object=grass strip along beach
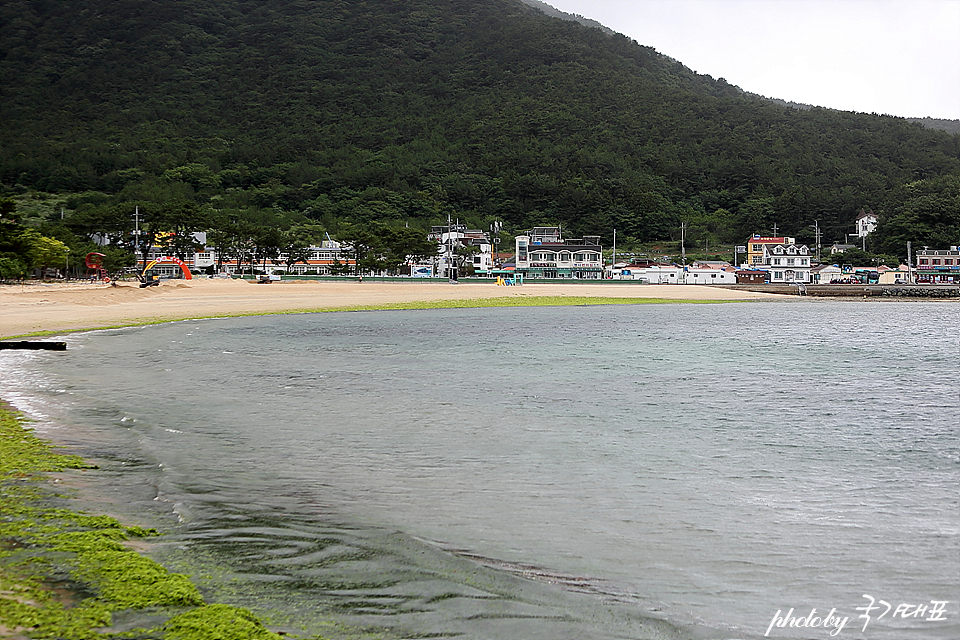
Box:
[0,279,782,637]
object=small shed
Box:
[736,270,769,284]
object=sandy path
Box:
[0,278,783,338]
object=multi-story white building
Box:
[744,235,796,267]
[515,227,603,279]
[427,225,493,277]
[761,243,812,283]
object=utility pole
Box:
[771,223,778,237]
[680,222,686,266]
[809,221,821,263]
[907,241,913,284]
[612,228,616,277]
[489,220,501,271]
[132,206,143,272]
[446,213,458,282]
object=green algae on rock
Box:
[0,405,297,639]
[164,604,285,640]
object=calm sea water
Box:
[2,300,957,640]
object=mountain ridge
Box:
[2,0,957,253]
[520,0,959,129]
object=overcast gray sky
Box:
[542,0,960,120]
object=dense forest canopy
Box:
[1,0,958,261]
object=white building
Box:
[810,264,843,284]
[611,265,736,284]
[514,227,604,279]
[761,243,812,283]
[427,225,492,277]
[139,237,357,277]
[855,210,877,238]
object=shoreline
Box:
[0,278,786,339]
[0,403,287,639]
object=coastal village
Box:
[130,215,959,287]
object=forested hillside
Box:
[2,0,958,255]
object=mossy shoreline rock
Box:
[0,404,288,639]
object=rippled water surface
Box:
[2,301,957,639]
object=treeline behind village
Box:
[2,0,959,276]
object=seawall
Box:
[716,284,960,298]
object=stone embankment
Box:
[717,284,960,298]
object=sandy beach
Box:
[0,278,784,338]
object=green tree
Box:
[1,199,75,279]
[337,223,379,276]
[826,247,900,269]
[21,230,70,280]
[277,224,325,273]
[98,245,138,276]
[249,226,283,274]
[0,256,27,281]
[154,202,212,262]
[872,174,960,258]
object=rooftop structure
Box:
[745,235,796,267]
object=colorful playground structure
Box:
[137,257,193,287]
[84,253,110,282]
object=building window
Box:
[932,259,941,265]
[920,259,928,265]
[774,271,783,279]
[787,258,795,265]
